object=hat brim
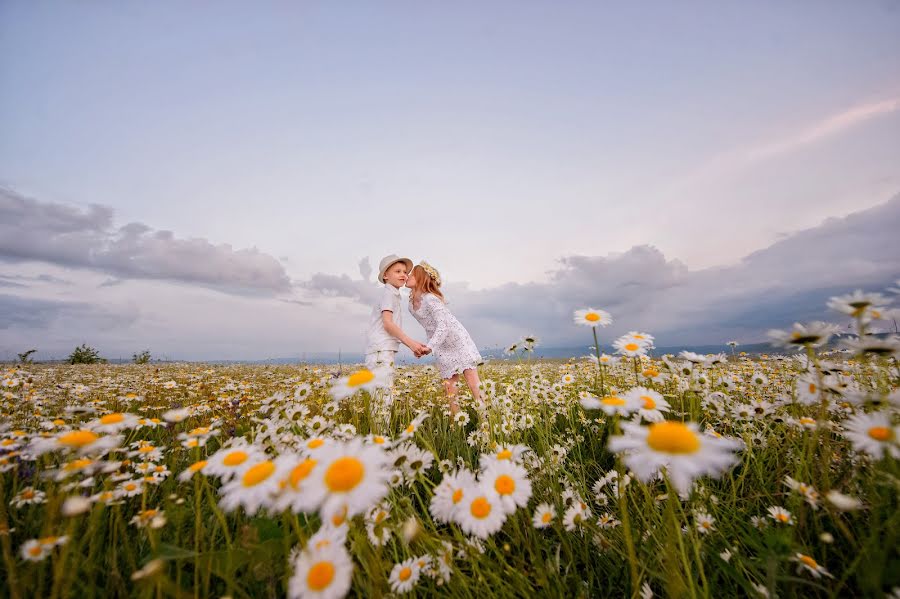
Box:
[379,257,413,282]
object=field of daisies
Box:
[1,289,899,598]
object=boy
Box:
[365,255,429,378]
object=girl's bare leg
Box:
[462,368,482,402]
[443,374,460,414]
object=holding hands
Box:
[410,342,432,358]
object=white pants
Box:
[365,350,396,401]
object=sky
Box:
[1,2,899,360]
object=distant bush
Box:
[17,349,37,364]
[68,344,106,364]
[132,350,152,364]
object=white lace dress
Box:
[409,293,482,379]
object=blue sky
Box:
[1,2,899,359]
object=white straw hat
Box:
[377,254,413,282]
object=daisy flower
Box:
[574,308,612,327]
[430,468,477,524]
[329,367,390,402]
[790,553,833,579]
[452,484,507,539]
[218,457,286,515]
[288,538,353,599]
[767,322,840,348]
[532,503,556,529]
[827,290,890,320]
[305,438,390,520]
[614,336,648,357]
[595,393,638,417]
[479,460,532,513]
[562,502,591,532]
[11,487,46,508]
[624,387,670,422]
[88,412,140,434]
[694,511,715,534]
[30,430,123,457]
[205,441,266,481]
[389,557,421,594]
[20,536,67,561]
[608,421,741,497]
[825,490,863,511]
[842,412,899,459]
[177,459,209,483]
[767,506,794,525]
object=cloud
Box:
[301,192,900,347]
[0,187,291,294]
[0,293,139,331]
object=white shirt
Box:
[365,284,402,353]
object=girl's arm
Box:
[424,296,450,350]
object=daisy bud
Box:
[61,496,91,517]
[402,516,421,543]
[819,532,834,544]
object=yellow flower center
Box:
[452,488,464,504]
[494,475,515,495]
[242,461,275,487]
[189,427,209,436]
[405,424,415,434]
[373,436,385,444]
[22,490,35,499]
[641,396,656,409]
[52,419,65,426]
[347,369,375,387]
[307,561,335,591]
[497,449,512,460]
[64,458,92,471]
[808,383,817,393]
[138,445,155,453]
[625,343,639,352]
[289,459,317,489]
[541,512,552,523]
[643,369,658,377]
[28,545,43,557]
[799,417,815,425]
[601,396,625,406]
[189,460,207,472]
[646,422,700,454]
[399,567,412,581]
[776,513,790,522]
[307,438,324,449]
[223,451,248,466]
[470,497,491,519]
[868,426,892,441]
[100,413,124,424]
[324,456,365,492]
[585,312,600,322]
[799,555,818,569]
[58,430,98,447]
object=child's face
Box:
[383,262,408,288]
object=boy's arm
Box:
[381,311,425,353]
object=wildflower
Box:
[827,290,890,321]
[532,503,555,529]
[694,511,715,534]
[288,538,353,599]
[218,457,285,515]
[842,336,900,358]
[791,553,833,579]
[479,460,532,513]
[783,476,820,509]
[20,536,67,561]
[609,421,741,496]
[614,336,648,357]
[177,459,209,482]
[131,508,166,529]
[30,430,122,457]
[595,393,638,417]
[843,412,899,459]
[453,484,507,539]
[624,387,670,422]
[562,502,591,531]
[768,322,840,348]
[205,441,265,481]
[306,438,390,520]
[389,557,421,594]
[767,506,794,525]
[61,496,92,516]
[825,490,863,511]
[430,468,477,524]
[329,367,390,401]
[131,559,164,581]
[11,487,46,508]
[574,308,612,327]
[89,412,141,434]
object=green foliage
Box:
[132,350,152,364]
[67,343,106,364]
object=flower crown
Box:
[418,260,441,285]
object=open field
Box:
[1,325,898,598]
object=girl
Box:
[406,260,482,413]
